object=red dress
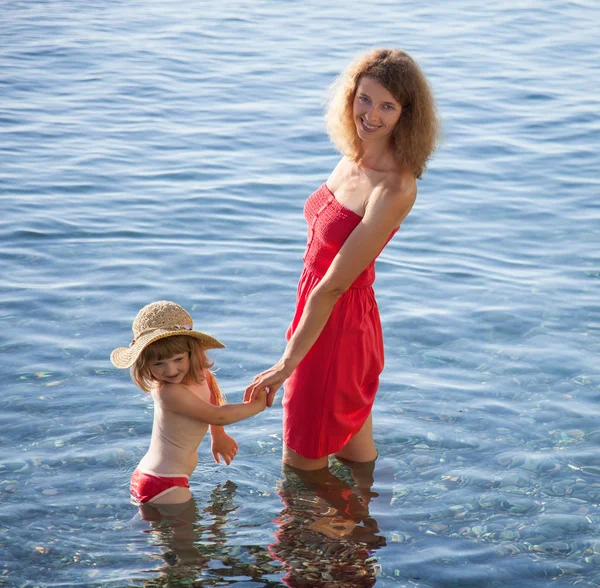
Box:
[283,183,398,459]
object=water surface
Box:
[1,1,599,586]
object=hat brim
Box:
[110,329,225,369]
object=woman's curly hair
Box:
[325,48,440,179]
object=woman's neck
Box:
[357,141,396,172]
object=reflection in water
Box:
[131,462,388,586]
[131,480,279,586]
[269,458,387,587]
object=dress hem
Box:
[282,405,373,461]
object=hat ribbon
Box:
[129,324,192,347]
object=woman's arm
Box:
[245,178,416,405]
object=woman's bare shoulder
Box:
[372,168,417,209]
[384,167,416,195]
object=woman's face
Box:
[353,76,402,144]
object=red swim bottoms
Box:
[130,468,190,504]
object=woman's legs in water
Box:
[335,413,377,463]
[282,412,376,470]
[282,445,328,470]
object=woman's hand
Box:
[244,360,292,407]
[210,431,239,465]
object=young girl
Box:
[111,300,266,505]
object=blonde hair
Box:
[130,335,226,404]
[325,48,440,179]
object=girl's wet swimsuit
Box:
[130,468,190,504]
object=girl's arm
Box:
[207,370,239,465]
[158,383,266,426]
[245,176,416,405]
[207,370,227,436]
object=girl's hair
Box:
[325,48,440,179]
[130,335,226,405]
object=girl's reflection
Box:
[133,480,278,586]
[269,457,386,587]
[138,497,205,571]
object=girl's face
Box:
[353,76,402,144]
[149,352,190,385]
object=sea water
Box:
[1,1,599,586]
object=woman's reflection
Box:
[269,457,386,587]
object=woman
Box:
[245,48,439,470]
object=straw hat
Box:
[110,300,225,369]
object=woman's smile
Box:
[353,76,402,142]
[359,117,382,132]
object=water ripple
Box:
[2,0,600,586]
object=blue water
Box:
[2,1,599,586]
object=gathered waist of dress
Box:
[302,260,375,289]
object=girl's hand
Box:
[244,360,292,407]
[253,387,268,411]
[211,431,238,465]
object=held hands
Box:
[252,387,268,411]
[244,359,292,408]
[211,431,239,466]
